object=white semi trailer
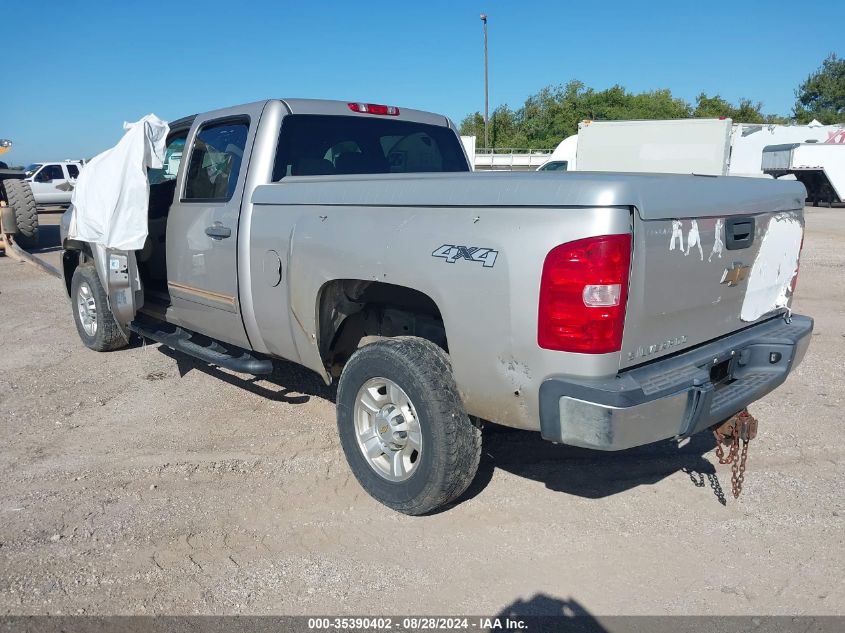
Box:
[763,142,844,206]
[730,121,844,178]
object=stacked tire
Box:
[1,178,38,249]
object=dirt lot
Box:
[0,209,842,617]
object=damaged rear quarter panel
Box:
[251,200,630,431]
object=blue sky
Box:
[1,0,841,165]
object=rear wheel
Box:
[336,337,481,515]
[1,179,38,248]
[70,265,128,351]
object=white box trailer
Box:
[762,142,845,206]
[545,119,845,182]
[575,118,733,175]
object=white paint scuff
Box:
[685,220,703,261]
[669,220,684,251]
[740,215,803,322]
[709,219,724,262]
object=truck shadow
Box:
[459,423,726,507]
[154,346,725,506]
[31,221,62,253]
[494,594,609,631]
[156,346,335,405]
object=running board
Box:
[129,320,273,375]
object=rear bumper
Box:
[538,314,813,450]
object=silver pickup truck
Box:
[60,98,813,514]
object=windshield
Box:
[24,163,42,177]
[273,115,469,180]
[539,161,568,172]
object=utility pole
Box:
[480,13,489,149]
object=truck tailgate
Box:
[621,208,804,370]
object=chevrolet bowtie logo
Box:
[720,262,750,287]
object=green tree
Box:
[459,106,526,148]
[691,93,781,123]
[462,81,692,149]
[793,53,845,124]
[694,93,749,121]
[460,79,792,150]
[459,112,484,139]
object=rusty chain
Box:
[714,426,739,465]
[712,409,757,499]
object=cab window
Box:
[35,164,64,182]
[273,115,468,180]
[183,119,249,201]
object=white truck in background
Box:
[24,160,85,208]
[537,134,578,172]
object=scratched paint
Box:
[666,217,726,263]
[669,220,684,251]
[684,220,703,261]
[709,219,724,262]
[740,214,803,322]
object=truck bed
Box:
[253,170,805,371]
[252,170,806,219]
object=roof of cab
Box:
[280,98,451,127]
[167,99,453,132]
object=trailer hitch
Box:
[712,409,758,499]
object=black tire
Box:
[336,337,481,515]
[70,265,128,352]
[2,179,38,248]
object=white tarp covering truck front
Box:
[68,114,169,250]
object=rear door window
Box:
[273,115,468,180]
[183,118,249,201]
[66,164,80,179]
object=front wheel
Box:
[70,265,128,351]
[336,337,481,515]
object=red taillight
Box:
[348,102,400,116]
[538,234,632,354]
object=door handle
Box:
[205,222,232,240]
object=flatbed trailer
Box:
[763,143,844,206]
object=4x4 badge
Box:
[432,244,498,268]
[720,262,750,287]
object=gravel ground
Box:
[0,208,842,617]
